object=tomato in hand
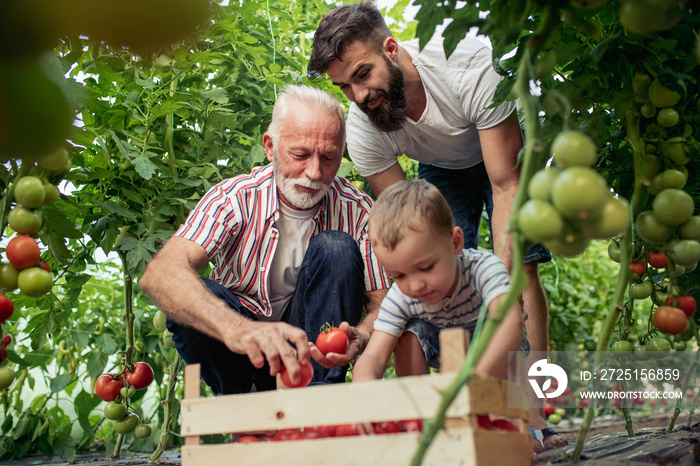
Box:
[95,373,125,402]
[666,295,696,317]
[653,306,688,335]
[0,294,14,324]
[280,361,313,388]
[315,325,348,356]
[125,362,154,390]
[5,235,41,269]
[647,251,668,269]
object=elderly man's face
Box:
[264,105,345,210]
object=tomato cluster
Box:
[0,292,14,390]
[519,130,629,257]
[152,310,175,349]
[96,363,154,437]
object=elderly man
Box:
[140,85,389,394]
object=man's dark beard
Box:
[357,56,407,132]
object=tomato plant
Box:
[95,373,125,402]
[315,325,348,356]
[5,235,41,269]
[125,362,154,390]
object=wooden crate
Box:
[180,328,534,465]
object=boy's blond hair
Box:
[368,179,455,250]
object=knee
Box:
[307,231,362,270]
[395,331,420,354]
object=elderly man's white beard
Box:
[272,150,330,210]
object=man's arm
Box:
[365,162,406,198]
[478,110,524,267]
[140,236,311,382]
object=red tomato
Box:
[2,334,12,348]
[299,430,329,440]
[0,348,7,364]
[5,235,41,269]
[304,425,337,437]
[271,428,303,441]
[335,423,360,437]
[95,373,125,402]
[399,419,423,432]
[372,421,401,434]
[236,435,261,443]
[653,306,689,335]
[629,260,646,278]
[647,251,668,269]
[490,419,519,432]
[315,326,348,356]
[476,414,492,430]
[544,401,555,417]
[38,261,51,272]
[666,295,697,317]
[0,294,14,324]
[125,362,154,390]
[280,362,313,388]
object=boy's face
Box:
[375,226,463,305]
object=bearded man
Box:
[140,85,389,394]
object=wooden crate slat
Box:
[466,377,530,422]
[181,428,508,466]
[181,372,471,436]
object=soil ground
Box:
[2,413,698,465]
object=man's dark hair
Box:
[308,1,392,80]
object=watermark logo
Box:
[528,358,568,399]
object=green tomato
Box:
[581,195,630,240]
[680,216,700,240]
[611,340,634,352]
[648,80,681,108]
[135,424,152,439]
[652,189,694,226]
[0,263,19,291]
[633,342,651,361]
[163,330,175,348]
[527,168,559,201]
[635,210,672,243]
[42,182,60,206]
[351,180,365,191]
[674,341,686,351]
[633,72,652,102]
[104,401,128,420]
[629,281,653,300]
[646,337,672,354]
[656,108,679,127]
[37,146,70,171]
[545,234,590,258]
[655,169,687,190]
[517,200,565,243]
[7,206,43,235]
[668,239,700,267]
[153,310,167,333]
[121,385,136,399]
[550,130,598,168]
[0,367,15,389]
[112,412,139,435]
[640,102,656,118]
[551,167,608,220]
[17,267,53,298]
[661,138,689,166]
[13,176,46,209]
[548,413,562,425]
[608,242,622,263]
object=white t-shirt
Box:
[265,201,318,321]
[346,35,517,175]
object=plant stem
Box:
[149,353,183,463]
[113,250,134,458]
[668,347,699,431]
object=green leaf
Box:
[87,350,109,379]
[49,373,72,393]
[25,311,55,351]
[131,150,159,180]
[201,88,229,104]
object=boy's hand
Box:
[309,321,367,369]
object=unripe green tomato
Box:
[112,412,139,434]
[581,195,630,240]
[640,102,656,118]
[656,107,679,127]
[17,267,53,298]
[527,168,559,201]
[661,138,689,166]
[121,385,136,399]
[674,341,686,351]
[607,242,621,262]
[544,234,590,258]
[648,80,681,108]
[668,239,700,267]
[7,206,43,235]
[0,367,15,389]
[42,182,60,206]
[153,310,167,333]
[551,167,608,220]
[548,413,562,425]
[135,424,152,438]
[550,130,598,168]
[646,336,671,354]
[611,340,634,352]
[517,200,564,244]
[654,169,687,190]
[14,176,46,208]
[635,210,672,243]
[37,146,70,171]
[0,263,19,291]
[629,281,653,300]
[633,72,651,102]
[652,189,694,226]
[633,343,651,361]
[163,330,175,348]
[680,216,700,240]
[104,401,128,420]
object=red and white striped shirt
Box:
[175,164,390,318]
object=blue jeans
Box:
[418,162,550,264]
[166,231,366,395]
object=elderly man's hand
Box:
[309,321,368,369]
[230,320,310,385]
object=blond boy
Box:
[353,179,526,381]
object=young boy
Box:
[353,179,526,382]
